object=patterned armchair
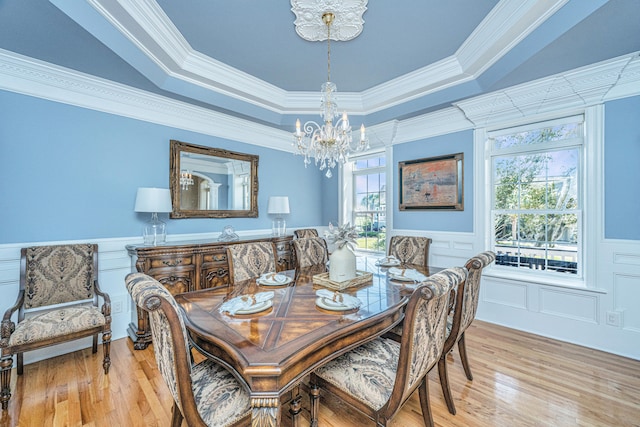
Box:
[293,228,319,239]
[0,244,111,410]
[388,236,432,268]
[438,251,495,415]
[227,241,277,284]
[309,267,467,427]
[126,273,251,427]
[291,237,329,269]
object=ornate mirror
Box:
[169,140,259,218]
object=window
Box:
[351,155,386,253]
[489,116,583,276]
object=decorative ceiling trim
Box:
[454,53,640,128]
[291,0,368,41]
[0,49,293,152]
[50,0,570,117]
[1,48,637,152]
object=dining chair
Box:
[291,236,329,269]
[294,228,319,239]
[388,235,432,268]
[309,267,468,427]
[227,241,277,284]
[1,244,111,411]
[438,251,495,415]
[126,272,251,427]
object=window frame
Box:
[348,151,388,254]
[479,106,602,289]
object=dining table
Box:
[174,256,442,427]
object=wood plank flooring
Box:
[1,320,639,427]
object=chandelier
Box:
[293,12,369,178]
[180,170,194,190]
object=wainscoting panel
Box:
[539,287,599,323]
[613,273,640,333]
[482,279,528,310]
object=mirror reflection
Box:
[170,140,258,218]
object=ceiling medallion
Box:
[291,0,368,41]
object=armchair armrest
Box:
[94,279,111,317]
[1,289,24,345]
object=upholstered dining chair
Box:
[227,241,277,284]
[0,244,111,410]
[291,237,329,269]
[438,251,495,415]
[294,228,319,239]
[309,267,468,427]
[388,236,432,268]
[126,273,251,427]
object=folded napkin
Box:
[377,255,400,265]
[387,267,427,282]
[316,289,362,309]
[220,291,275,315]
[258,272,289,284]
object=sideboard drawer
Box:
[149,255,193,268]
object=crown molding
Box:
[1,48,638,155]
[52,0,567,116]
[0,49,293,152]
[454,52,640,128]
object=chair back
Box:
[447,251,495,347]
[387,267,467,413]
[388,236,432,268]
[227,241,277,284]
[292,237,329,269]
[21,244,98,310]
[294,228,319,239]
[126,273,192,416]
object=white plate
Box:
[233,299,273,315]
[316,297,358,312]
[256,274,292,286]
[376,259,401,267]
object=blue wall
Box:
[0,90,325,244]
[604,95,640,240]
[393,130,474,232]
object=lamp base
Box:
[143,212,167,246]
[272,218,286,237]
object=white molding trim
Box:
[51,0,571,115]
[1,47,638,153]
[0,49,294,152]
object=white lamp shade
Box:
[134,188,172,213]
[267,196,290,214]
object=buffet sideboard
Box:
[126,234,293,349]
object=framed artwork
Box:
[399,153,464,210]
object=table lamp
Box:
[267,196,290,236]
[134,187,172,246]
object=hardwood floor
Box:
[1,320,639,426]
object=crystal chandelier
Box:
[180,170,194,190]
[293,12,369,178]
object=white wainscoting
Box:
[390,229,640,361]
[2,229,638,366]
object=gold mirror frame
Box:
[169,140,259,218]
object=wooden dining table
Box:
[174,257,442,427]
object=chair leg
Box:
[418,377,434,427]
[458,333,473,380]
[16,353,23,376]
[102,329,112,374]
[170,402,183,427]
[1,356,13,411]
[92,333,98,353]
[309,375,320,427]
[437,355,456,415]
